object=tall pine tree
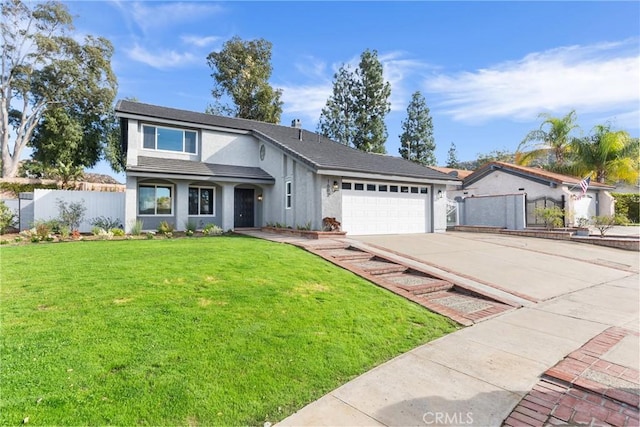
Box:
[399,91,436,165]
[317,65,357,146]
[318,49,391,153]
[446,142,460,168]
[353,50,391,153]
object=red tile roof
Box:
[466,162,614,189]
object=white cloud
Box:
[294,56,328,80]
[127,44,198,69]
[424,39,640,125]
[378,51,437,111]
[180,35,220,48]
[280,83,333,126]
[129,2,224,35]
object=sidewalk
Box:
[239,231,639,426]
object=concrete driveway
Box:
[353,232,639,302]
[278,232,639,426]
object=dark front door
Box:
[234,188,255,228]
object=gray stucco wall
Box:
[459,194,526,230]
[258,143,317,229]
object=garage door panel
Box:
[342,191,429,235]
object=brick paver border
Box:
[504,327,640,426]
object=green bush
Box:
[57,199,86,231]
[184,219,197,233]
[129,219,144,236]
[591,214,629,237]
[157,221,174,235]
[202,223,223,236]
[90,216,121,230]
[612,193,640,224]
[534,206,564,229]
[111,228,125,237]
[0,200,17,234]
[0,182,57,197]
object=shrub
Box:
[91,226,105,236]
[202,223,223,236]
[57,199,86,231]
[146,231,155,240]
[111,228,125,237]
[157,221,174,235]
[59,226,71,239]
[184,219,197,233]
[591,214,629,237]
[0,182,57,198]
[35,222,52,241]
[129,219,144,236]
[534,206,564,229]
[612,193,640,224]
[0,200,17,234]
[296,221,312,231]
[90,216,121,230]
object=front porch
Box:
[125,175,270,232]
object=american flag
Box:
[579,176,591,195]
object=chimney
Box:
[291,119,301,129]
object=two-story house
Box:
[115,100,459,235]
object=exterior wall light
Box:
[437,189,443,199]
[257,194,263,202]
[332,181,339,192]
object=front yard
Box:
[0,236,457,426]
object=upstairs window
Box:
[142,125,197,154]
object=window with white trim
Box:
[189,187,215,216]
[142,125,197,154]
[139,185,173,215]
[285,180,292,209]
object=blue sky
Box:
[66,1,640,180]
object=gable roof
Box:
[464,161,615,190]
[115,100,459,183]
[430,166,474,179]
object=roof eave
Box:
[127,169,275,184]
[317,168,460,185]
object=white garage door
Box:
[341,183,430,235]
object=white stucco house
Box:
[115,100,459,235]
[451,161,615,227]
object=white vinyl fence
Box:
[34,189,125,233]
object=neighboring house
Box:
[451,161,615,227]
[612,179,640,195]
[115,101,459,235]
[430,167,474,227]
[430,167,474,182]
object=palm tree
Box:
[569,125,639,184]
[516,110,580,167]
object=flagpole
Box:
[568,173,592,193]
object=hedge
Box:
[0,182,58,198]
[612,193,640,224]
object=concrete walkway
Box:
[240,231,639,426]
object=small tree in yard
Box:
[0,200,17,233]
[591,214,628,237]
[534,206,565,229]
[57,199,86,231]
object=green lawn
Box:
[0,236,457,426]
